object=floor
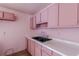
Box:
[8,50,31,56]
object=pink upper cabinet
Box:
[3,12,16,21]
[40,8,48,23]
[48,4,58,28]
[0,11,3,19]
[30,16,33,29]
[59,3,77,27]
[36,13,41,24]
[30,16,36,29]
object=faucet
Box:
[41,31,49,38]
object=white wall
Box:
[34,28,79,44]
[0,6,31,55]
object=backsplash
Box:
[33,28,79,43]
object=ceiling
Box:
[0,3,50,14]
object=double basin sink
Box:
[32,36,52,42]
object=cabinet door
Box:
[42,51,49,56]
[42,46,53,56]
[0,11,3,19]
[30,16,36,29]
[27,39,31,54]
[41,8,48,23]
[36,13,41,24]
[35,42,42,56]
[30,40,35,56]
[59,3,77,27]
[3,12,16,21]
[52,51,61,56]
[48,4,58,28]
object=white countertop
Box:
[43,39,79,56]
[25,36,79,56]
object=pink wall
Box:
[0,6,31,55]
[34,28,79,44]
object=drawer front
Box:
[42,50,49,56]
[52,51,62,56]
[42,46,53,55]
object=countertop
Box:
[25,36,79,56]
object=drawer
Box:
[53,51,62,56]
[42,46,53,56]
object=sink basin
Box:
[32,36,52,42]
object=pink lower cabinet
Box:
[42,51,49,56]
[30,40,35,56]
[27,38,35,56]
[27,39,31,54]
[41,46,53,56]
[52,51,62,56]
[41,46,61,56]
[34,42,42,56]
